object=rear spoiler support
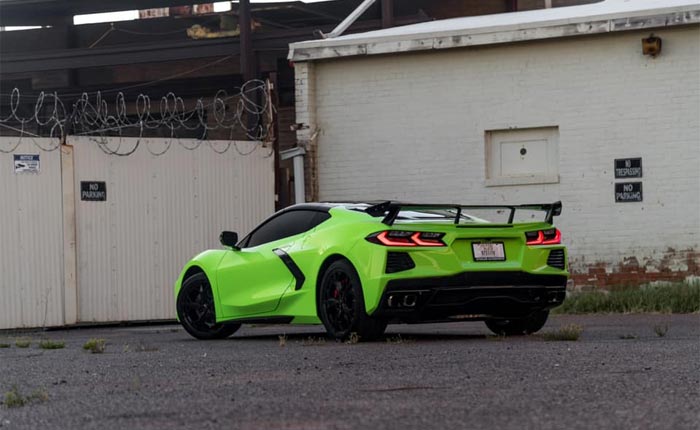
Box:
[365,201,562,226]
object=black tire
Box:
[485,310,550,336]
[318,259,387,341]
[177,272,240,340]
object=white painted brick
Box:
[295,26,700,272]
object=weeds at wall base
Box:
[554,282,700,314]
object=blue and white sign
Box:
[13,154,40,174]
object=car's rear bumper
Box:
[371,271,567,323]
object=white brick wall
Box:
[296,26,700,283]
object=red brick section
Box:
[570,248,700,289]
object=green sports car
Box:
[175,201,568,341]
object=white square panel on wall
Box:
[485,127,560,186]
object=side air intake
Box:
[386,252,415,274]
[547,249,566,270]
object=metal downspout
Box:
[280,147,307,204]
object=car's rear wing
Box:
[364,201,563,226]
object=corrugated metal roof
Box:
[289,0,700,61]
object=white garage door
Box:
[70,136,274,323]
[0,138,66,329]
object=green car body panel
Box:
[174,203,569,328]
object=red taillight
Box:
[375,231,416,247]
[367,231,446,247]
[526,231,545,245]
[542,229,561,245]
[526,228,561,245]
[411,232,444,247]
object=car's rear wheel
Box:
[318,259,387,341]
[177,272,240,340]
[484,310,549,336]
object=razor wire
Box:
[0,79,273,156]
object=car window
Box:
[243,210,330,248]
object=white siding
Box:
[0,138,65,329]
[303,26,700,282]
[70,137,275,322]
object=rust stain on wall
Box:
[570,248,699,289]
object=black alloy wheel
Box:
[177,272,240,340]
[484,310,550,336]
[318,259,387,341]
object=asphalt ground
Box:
[0,314,698,430]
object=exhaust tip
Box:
[403,294,417,307]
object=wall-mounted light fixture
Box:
[642,34,662,57]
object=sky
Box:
[0,0,334,29]
[73,1,333,25]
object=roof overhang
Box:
[289,0,700,62]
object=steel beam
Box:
[1,40,240,75]
[289,4,343,22]
[319,0,377,39]
[0,16,431,75]
[239,0,254,81]
[381,0,394,29]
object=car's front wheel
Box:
[177,272,240,340]
[484,310,550,336]
[318,259,387,341]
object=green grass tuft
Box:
[83,338,106,354]
[3,386,26,408]
[301,337,326,346]
[38,339,65,350]
[0,343,10,348]
[2,386,47,408]
[553,283,700,314]
[653,324,669,337]
[29,388,49,403]
[14,339,31,348]
[541,324,583,341]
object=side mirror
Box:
[220,231,240,250]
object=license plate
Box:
[472,242,505,261]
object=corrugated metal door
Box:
[70,136,274,323]
[0,138,65,329]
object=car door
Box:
[215,209,329,319]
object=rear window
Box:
[395,209,490,224]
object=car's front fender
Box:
[173,250,228,316]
